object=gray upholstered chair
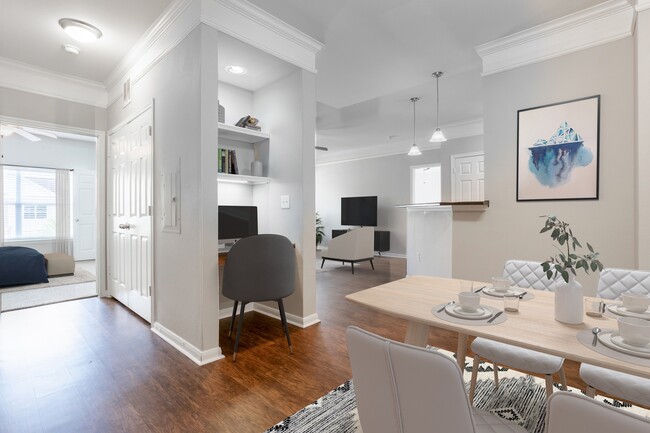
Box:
[222,234,295,361]
[545,391,650,433]
[579,267,650,406]
[346,326,526,433]
[470,260,567,401]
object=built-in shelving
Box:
[395,200,489,211]
[218,122,269,143]
[217,173,270,185]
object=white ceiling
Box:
[0,0,608,158]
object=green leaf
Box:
[561,270,569,283]
[551,228,560,239]
[591,261,598,272]
[546,270,553,280]
[558,235,566,245]
[573,238,582,248]
[587,243,594,253]
[540,226,551,233]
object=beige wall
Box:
[453,38,636,295]
[637,10,650,269]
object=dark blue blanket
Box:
[0,246,49,287]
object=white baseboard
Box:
[151,321,224,365]
[253,302,321,328]
[376,252,406,259]
[218,302,254,320]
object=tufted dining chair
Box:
[469,260,567,402]
[545,391,650,433]
[346,326,526,433]
[579,267,650,407]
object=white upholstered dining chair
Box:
[545,391,650,433]
[469,260,567,402]
[346,326,526,433]
[579,267,650,407]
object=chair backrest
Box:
[222,234,295,303]
[327,227,374,260]
[503,259,560,291]
[545,391,650,433]
[346,326,477,433]
[596,267,650,300]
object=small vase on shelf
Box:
[554,274,584,324]
[251,160,263,177]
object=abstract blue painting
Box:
[517,96,600,201]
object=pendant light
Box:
[408,97,422,156]
[430,71,447,142]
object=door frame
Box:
[73,169,97,261]
[0,114,106,297]
[450,151,484,201]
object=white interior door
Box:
[108,108,153,322]
[451,152,484,201]
[73,170,96,261]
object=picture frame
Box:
[516,95,600,202]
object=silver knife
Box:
[487,311,503,323]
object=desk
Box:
[346,275,650,379]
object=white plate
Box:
[597,331,650,358]
[445,304,493,320]
[607,304,650,320]
[483,287,523,298]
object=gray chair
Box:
[346,326,526,433]
[222,234,295,361]
[545,391,650,433]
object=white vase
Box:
[554,274,584,324]
[251,160,263,177]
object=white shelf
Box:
[218,122,269,143]
[217,173,270,185]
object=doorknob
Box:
[119,223,131,229]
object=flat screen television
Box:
[218,205,258,242]
[341,196,377,227]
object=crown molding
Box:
[0,57,107,108]
[316,118,483,166]
[475,0,635,76]
[201,0,323,73]
[637,0,650,12]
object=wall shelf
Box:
[395,200,489,212]
[218,122,270,143]
[217,173,270,185]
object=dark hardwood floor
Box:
[0,257,588,432]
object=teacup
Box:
[618,316,650,347]
[621,293,650,313]
[491,277,511,292]
[458,291,481,312]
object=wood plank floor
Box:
[0,257,589,432]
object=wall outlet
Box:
[281,195,290,209]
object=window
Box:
[411,164,441,204]
[3,167,56,240]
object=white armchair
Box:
[321,227,374,274]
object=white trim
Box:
[475,0,635,76]
[450,151,484,201]
[0,57,108,108]
[376,252,406,259]
[253,302,321,328]
[637,0,650,12]
[218,302,255,319]
[152,321,224,365]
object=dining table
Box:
[345,275,650,379]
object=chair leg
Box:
[370,259,374,270]
[351,263,354,274]
[228,301,238,338]
[586,385,597,398]
[493,363,499,388]
[278,299,293,354]
[544,374,554,397]
[233,301,247,361]
[321,258,325,269]
[469,354,480,403]
[558,367,567,391]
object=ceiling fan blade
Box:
[14,129,41,142]
[22,126,57,139]
[0,125,17,137]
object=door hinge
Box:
[149,126,153,136]
[148,205,152,216]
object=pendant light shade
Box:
[408,97,422,156]
[430,71,447,143]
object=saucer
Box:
[606,304,650,320]
[445,304,492,320]
[483,287,523,298]
[597,331,650,358]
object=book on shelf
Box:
[218,149,239,174]
[231,150,239,174]
[243,125,261,131]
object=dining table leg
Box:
[456,333,469,370]
[404,321,430,346]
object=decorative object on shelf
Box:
[408,97,422,156]
[251,160,263,177]
[234,115,261,131]
[218,100,225,123]
[517,95,600,201]
[316,212,325,247]
[539,215,603,324]
[429,71,447,143]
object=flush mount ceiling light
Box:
[430,71,447,143]
[63,44,80,55]
[59,18,103,43]
[408,97,422,156]
[225,65,247,75]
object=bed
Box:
[0,246,49,287]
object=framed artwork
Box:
[516,95,600,201]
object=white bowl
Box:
[458,291,481,312]
[491,277,511,292]
[618,316,650,347]
[621,293,650,313]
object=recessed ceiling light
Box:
[225,65,247,75]
[59,18,103,43]
[63,44,80,55]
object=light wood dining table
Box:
[346,275,650,379]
